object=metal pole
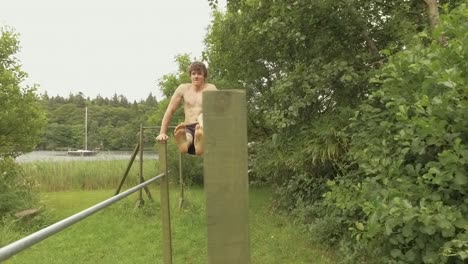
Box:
[142,126,176,129]
[203,90,251,264]
[0,174,164,262]
[159,141,172,264]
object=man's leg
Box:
[194,114,204,156]
[174,123,192,153]
[197,113,203,127]
[194,124,204,156]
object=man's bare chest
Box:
[183,90,203,107]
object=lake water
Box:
[16,150,159,163]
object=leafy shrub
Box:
[0,28,47,157]
[325,5,468,263]
[0,27,44,217]
[163,139,204,186]
[0,158,38,216]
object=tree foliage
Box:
[0,27,47,157]
[204,0,437,194]
[39,93,159,151]
[325,5,468,262]
[204,0,467,262]
[0,27,45,215]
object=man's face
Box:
[190,70,205,85]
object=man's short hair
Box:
[188,61,208,78]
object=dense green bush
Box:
[0,27,47,157]
[163,139,204,186]
[0,27,44,217]
[325,5,468,263]
[0,158,38,216]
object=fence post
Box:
[178,151,184,209]
[159,141,172,264]
[137,124,144,207]
[115,143,139,195]
[203,90,251,264]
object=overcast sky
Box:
[1,0,225,102]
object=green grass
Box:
[21,160,158,191]
[3,187,336,264]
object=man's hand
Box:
[156,133,169,142]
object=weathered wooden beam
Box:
[203,90,250,264]
[159,141,173,264]
[114,143,139,195]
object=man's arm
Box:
[156,85,184,141]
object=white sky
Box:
[1,0,226,102]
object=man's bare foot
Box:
[194,124,204,156]
[174,123,189,153]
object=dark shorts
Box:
[185,123,198,155]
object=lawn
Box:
[3,186,336,264]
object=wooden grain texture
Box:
[159,142,173,264]
[203,90,251,264]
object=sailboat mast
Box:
[85,106,88,150]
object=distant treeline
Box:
[38,92,160,151]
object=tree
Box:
[203,0,440,190]
[0,27,46,216]
[203,0,466,261]
[325,5,468,262]
[145,92,158,107]
[39,93,159,151]
[0,27,47,157]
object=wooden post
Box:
[115,140,152,199]
[178,151,185,209]
[203,90,250,264]
[141,127,153,201]
[114,143,139,195]
[136,124,144,207]
[159,141,172,264]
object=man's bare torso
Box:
[178,83,217,124]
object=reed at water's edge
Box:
[21,160,159,192]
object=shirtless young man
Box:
[155,61,217,155]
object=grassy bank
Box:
[21,159,158,192]
[2,187,336,263]
[3,160,337,263]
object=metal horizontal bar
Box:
[0,173,164,262]
[142,126,176,129]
